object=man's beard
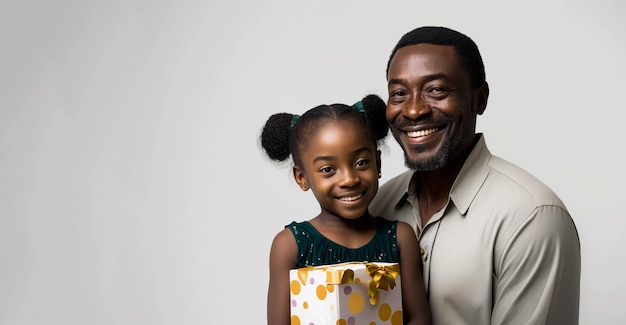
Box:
[398,126,469,171]
[403,140,452,171]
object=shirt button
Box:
[420,247,425,255]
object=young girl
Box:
[260,94,431,325]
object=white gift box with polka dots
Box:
[289,262,403,325]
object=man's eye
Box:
[390,90,406,97]
[427,86,447,97]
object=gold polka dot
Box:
[391,310,403,325]
[348,291,365,314]
[316,285,327,300]
[290,280,301,295]
[378,303,392,321]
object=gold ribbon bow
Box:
[326,268,355,285]
[365,263,400,305]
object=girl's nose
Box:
[339,169,360,187]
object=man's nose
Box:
[404,96,432,119]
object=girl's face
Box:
[293,119,381,220]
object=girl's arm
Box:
[396,221,432,325]
[267,228,299,325]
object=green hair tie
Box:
[290,114,300,128]
[352,101,366,114]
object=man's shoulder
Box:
[466,135,566,209]
[487,155,565,208]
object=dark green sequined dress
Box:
[286,218,400,268]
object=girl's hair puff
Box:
[260,94,389,167]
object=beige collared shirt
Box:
[370,135,580,325]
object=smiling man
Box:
[370,26,581,325]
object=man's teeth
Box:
[407,128,438,138]
[339,194,363,202]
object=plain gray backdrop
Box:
[1,0,624,324]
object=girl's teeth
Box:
[339,194,362,201]
[407,128,438,138]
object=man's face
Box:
[386,44,483,171]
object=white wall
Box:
[1,1,624,324]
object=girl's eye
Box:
[320,166,333,173]
[355,159,369,167]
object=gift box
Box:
[289,262,403,325]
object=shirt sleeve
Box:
[492,205,581,324]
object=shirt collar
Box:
[450,134,491,215]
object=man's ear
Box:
[476,81,489,115]
[293,165,309,191]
